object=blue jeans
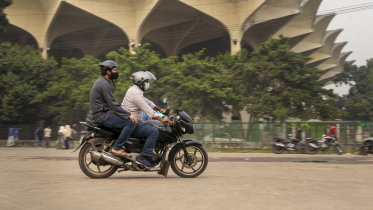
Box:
[131,121,159,157]
[103,114,137,150]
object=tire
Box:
[78,140,119,179]
[305,141,319,155]
[296,142,307,154]
[272,144,285,154]
[358,146,368,155]
[333,144,344,155]
[169,144,208,178]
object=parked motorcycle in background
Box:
[305,135,343,155]
[358,137,373,155]
[272,134,306,154]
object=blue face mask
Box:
[144,82,150,90]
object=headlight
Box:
[176,115,180,120]
[181,127,186,132]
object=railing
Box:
[1,121,373,143]
[184,121,373,143]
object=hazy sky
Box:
[318,0,373,95]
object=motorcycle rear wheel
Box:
[305,142,319,155]
[169,144,208,178]
[78,139,119,179]
[272,144,285,154]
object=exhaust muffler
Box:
[90,151,124,166]
[308,143,319,148]
[275,143,286,147]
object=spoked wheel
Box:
[296,142,307,154]
[169,144,208,178]
[272,144,285,154]
[358,146,368,155]
[333,144,344,155]
[305,141,319,155]
[78,138,118,179]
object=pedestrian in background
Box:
[37,126,43,148]
[44,126,52,148]
[64,125,72,149]
[6,126,15,147]
[13,128,21,145]
[56,126,65,149]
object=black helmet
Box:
[100,60,118,75]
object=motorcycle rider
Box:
[90,60,138,158]
[327,126,337,140]
[121,71,172,168]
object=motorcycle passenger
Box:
[121,71,172,168]
[90,60,138,158]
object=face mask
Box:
[109,71,119,80]
[144,82,150,90]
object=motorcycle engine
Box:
[287,143,295,148]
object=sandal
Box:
[111,149,131,158]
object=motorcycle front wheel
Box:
[169,144,208,178]
[272,144,285,154]
[333,144,344,155]
[78,138,119,179]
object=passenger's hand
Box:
[129,114,138,123]
[162,118,173,125]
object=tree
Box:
[0,42,59,123]
[0,0,12,33]
[229,36,340,122]
[32,56,101,124]
[157,50,241,121]
[334,59,373,121]
[105,43,170,104]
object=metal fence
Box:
[2,121,373,143]
[184,121,373,143]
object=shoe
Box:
[136,156,155,168]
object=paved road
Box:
[1,147,373,210]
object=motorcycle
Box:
[72,97,208,179]
[358,137,373,155]
[272,134,306,154]
[305,135,343,155]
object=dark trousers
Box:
[103,114,137,150]
[38,136,42,147]
[45,137,50,147]
[65,137,69,149]
[131,121,159,157]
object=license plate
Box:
[79,131,88,144]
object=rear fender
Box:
[71,132,105,153]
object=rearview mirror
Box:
[162,97,168,104]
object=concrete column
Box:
[129,39,141,54]
[41,47,49,59]
[229,30,242,55]
[356,126,363,142]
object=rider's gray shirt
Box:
[90,76,131,125]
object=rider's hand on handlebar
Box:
[162,118,173,125]
[160,109,167,114]
[129,114,138,123]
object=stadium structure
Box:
[1,0,353,86]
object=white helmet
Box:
[131,71,156,90]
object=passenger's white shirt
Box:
[121,85,158,121]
